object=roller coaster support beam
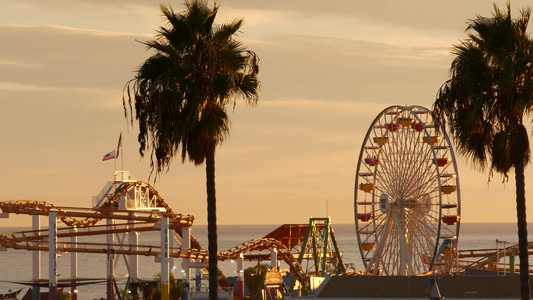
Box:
[169,228,175,275]
[105,248,115,300]
[271,248,278,269]
[161,217,170,300]
[195,269,202,293]
[32,215,41,300]
[237,253,244,300]
[70,227,78,300]
[128,218,139,296]
[181,259,209,294]
[49,212,58,300]
[182,227,191,300]
[180,226,211,298]
[106,218,114,300]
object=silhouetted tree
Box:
[433,3,533,300]
[124,2,260,299]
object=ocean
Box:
[0,222,529,299]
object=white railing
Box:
[92,181,116,208]
[92,171,135,208]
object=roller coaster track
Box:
[0,198,309,288]
[218,238,307,284]
[0,200,194,228]
[457,242,533,273]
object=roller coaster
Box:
[0,171,346,298]
[457,243,533,274]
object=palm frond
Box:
[433,2,533,175]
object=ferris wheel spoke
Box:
[393,131,425,201]
[392,131,410,196]
[384,212,401,274]
[403,173,439,201]
[392,207,413,275]
[403,209,435,272]
[411,151,437,182]
[412,205,441,225]
[374,172,394,198]
[403,150,437,193]
[375,143,397,195]
[407,213,437,256]
[370,214,389,239]
[412,218,439,254]
[395,129,419,196]
[366,213,392,273]
[379,221,397,274]
[389,220,402,274]
[404,210,430,273]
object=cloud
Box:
[246,34,452,109]
[2,0,533,226]
[0,25,149,90]
[3,1,163,33]
[220,0,533,39]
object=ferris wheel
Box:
[354,105,461,276]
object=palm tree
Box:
[123,2,260,299]
[433,3,533,300]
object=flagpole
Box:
[118,132,123,171]
[121,141,124,170]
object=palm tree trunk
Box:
[515,162,530,300]
[206,147,218,300]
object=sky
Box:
[2,0,533,228]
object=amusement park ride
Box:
[1,105,530,300]
[355,105,461,276]
[354,105,533,278]
[0,171,345,300]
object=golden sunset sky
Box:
[2,0,533,226]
